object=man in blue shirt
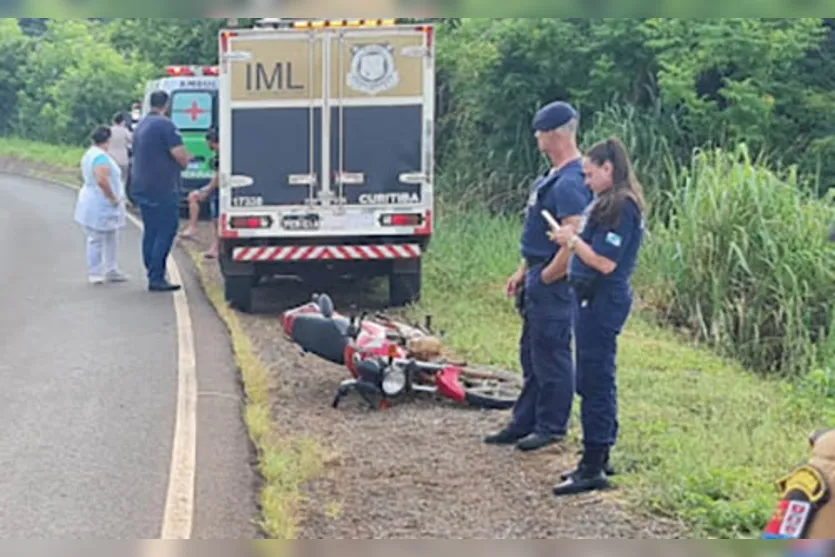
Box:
[130,90,191,292]
[485,101,593,452]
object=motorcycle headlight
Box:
[381,366,407,397]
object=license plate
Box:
[281,213,320,231]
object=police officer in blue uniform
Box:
[485,101,592,452]
[550,136,646,496]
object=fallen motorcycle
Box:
[279,293,523,410]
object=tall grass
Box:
[434,99,835,378]
[638,143,835,377]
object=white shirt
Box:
[108,124,132,167]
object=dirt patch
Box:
[180,223,687,538]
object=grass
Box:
[407,202,835,538]
[0,136,85,169]
[638,143,835,377]
[4,135,834,538]
[0,136,85,184]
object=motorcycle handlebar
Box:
[396,359,449,372]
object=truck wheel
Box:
[224,275,255,313]
[389,262,422,307]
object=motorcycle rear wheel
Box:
[458,367,523,410]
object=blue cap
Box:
[533,101,579,132]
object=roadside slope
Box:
[4,138,831,538]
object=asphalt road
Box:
[0,173,258,539]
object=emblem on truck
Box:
[348,43,399,95]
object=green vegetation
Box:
[639,145,835,377]
[0,137,84,169]
[6,17,835,538]
[408,200,835,538]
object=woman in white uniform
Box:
[73,126,129,284]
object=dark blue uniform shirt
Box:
[520,159,590,263]
[130,113,184,203]
[569,196,644,292]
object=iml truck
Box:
[216,18,436,313]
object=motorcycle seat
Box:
[291,314,352,366]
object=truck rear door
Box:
[328,25,433,209]
[221,29,323,208]
[219,22,434,216]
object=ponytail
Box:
[586,136,646,229]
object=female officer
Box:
[549,136,646,496]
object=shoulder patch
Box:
[763,499,812,539]
[778,464,828,504]
[605,232,622,247]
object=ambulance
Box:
[216,18,436,312]
[127,65,220,208]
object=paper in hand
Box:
[541,209,561,231]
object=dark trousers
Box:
[138,199,179,285]
[509,266,575,437]
[574,288,632,448]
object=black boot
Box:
[559,449,616,481]
[553,445,611,497]
[484,427,529,445]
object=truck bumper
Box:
[231,243,422,262]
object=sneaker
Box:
[149,281,182,292]
[89,275,104,285]
[106,270,130,283]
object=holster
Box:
[569,276,596,304]
[515,284,526,317]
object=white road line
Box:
[29,175,198,540]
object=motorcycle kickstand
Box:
[332,384,354,409]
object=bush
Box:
[15,19,154,145]
[638,143,835,376]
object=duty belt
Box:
[525,256,550,268]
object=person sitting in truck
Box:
[179,127,220,259]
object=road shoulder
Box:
[0,162,262,539]
[172,248,262,539]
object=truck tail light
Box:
[220,31,238,53]
[380,213,423,227]
[230,216,273,229]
